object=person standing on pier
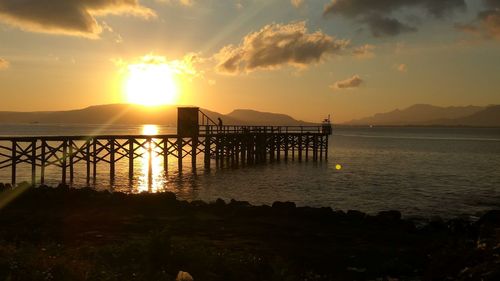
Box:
[218,117,223,132]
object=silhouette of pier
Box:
[0,108,331,187]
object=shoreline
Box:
[1,184,499,280]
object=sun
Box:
[125,60,178,106]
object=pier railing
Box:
[199,125,326,135]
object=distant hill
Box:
[424,105,500,127]
[0,104,310,126]
[345,104,500,127]
[227,109,312,126]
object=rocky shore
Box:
[0,183,499,281]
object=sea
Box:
[1,123,499,219]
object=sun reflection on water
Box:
[136,124,166,193]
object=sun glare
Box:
[142,124,159,135]
[125,59,178,106]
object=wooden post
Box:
[129,138,134,185]
[319,136,324,161]
[204,136,211,169]
[246,135,252,165]
[230,138,236,167]
[163,138,169,172]
[325,135,329,161]
[192,137,197,170]
[276,135,281,162]
[69,140,74,185]
[313,135,318,161]
[148,138,153,189]
[241,136,246,165]
[11,141,16,186]
[41,140,46,185]
[235,138,240,166]
[85,139,90,186]
[177,137,183,172]
[110,139,115,185]
[62,139,67,185]
[298,136,302,162]
[270,135,275,162]
[284,135,289,161]
[305,135,309,162]
[31,140,36,186]
[92,138,97,185]
[215,136,220,167]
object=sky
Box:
[0,0,499,123]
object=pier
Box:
[0,108,331,187]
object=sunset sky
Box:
[0,0,499,123]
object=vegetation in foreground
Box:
[0,183,499,281]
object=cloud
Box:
[478,10,500,38]
[0,0,155,38]
[291,0,304,8]
[156,0,193,6]
[215,21,349,74]
[351,44,375,58]
[0,57,9,70]
[456,0,500,39]
[331,75,363,90]
[363,14,417,37]
[324,0,466,37]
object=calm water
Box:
[1,124,499,219]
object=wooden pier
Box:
[0,108,331,187]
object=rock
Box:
[215,198,226,206]
[377,210,402,221]
[17,181,31,188]
[56,183,69,189]
[428,216,446,230]
[446,218,470,234]
[158,191,176,201]
[190,200,207,207]
[477,210,500,227]
[176,271,194,281]
[476,210,500,249]
[346,210,366,220]
[229,199,251,208]
[272,201,296,209]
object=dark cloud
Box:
[485,0,500,8]
[364,14,417,37]
[0,57,9,70]
[331,75,363,90]
[324,0,466,37]
[216,21,349,74]
[0,0,155,38]
[324,0,466,18]
[456,0,500,39]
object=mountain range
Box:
[345,104,500,127]
[0,104,313,126]
[0,103,498,127]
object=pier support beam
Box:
[31,140,36,186]
[110,139,115,186]
[129,138,134,186]
[11,141,16,186]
